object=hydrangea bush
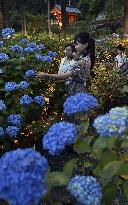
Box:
[0,27,66,149]
[90,34,128,108]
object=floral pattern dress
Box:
[67,55,91,96]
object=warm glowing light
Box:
[14,140,19,144]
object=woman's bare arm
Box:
[36,72,72,80]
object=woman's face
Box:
[75,41,88,54]
[64,46,73,58]
[72,52,79,60]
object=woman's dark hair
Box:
[116,44,125,52]
[74,32,95,68]
[64,43,76,53]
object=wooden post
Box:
[0,6,3,29]
[124,0,128,38]
[61,0,68,39]
[48,0,52,38]
[0,0,8,28]
[21,5,27,35]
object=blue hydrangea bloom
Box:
[112,33,119,38]
[25,69,35,77]
[48,51,57,57]
[43,121,77,155]
[68,175,102,205]
[34,96,45,106]
[2,28,15,39]
[20,38,29,43]
[5,126,19,138]
[109,107,128,122]
[0,100,6,111]
[27,42,37,48]
[95,40,102,44]
[8,114,21,126]
[93,113,126,137]
[5,82,18,92]
[35,53,43,60]
[42,55,53,62]
[20,95,33,105]
[0,53,9,62]
[0,148,48,205]
[0,127,4,137]
[0,41,3,47]
[18,81,30,90]
[24,47,35,53]
[35,54,53,62]
[64,92,99,116]
[36,44,45,50]
[11,44,23,53]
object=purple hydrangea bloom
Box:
[43,121,77,155]
[0,148,48,205]
[68,175,102,205]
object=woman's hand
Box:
[36,72,48,79]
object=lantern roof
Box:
[51,4,81,14]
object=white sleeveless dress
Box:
[58,57,76,74]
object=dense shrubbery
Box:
[90,35,128,109]
[0,29,72,152]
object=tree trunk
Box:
[0,5,3,29]
[60,0,68,39]
[22,5,27,35]
[48,0,52,38]
[0,0,8,28]
[124,0,128,38]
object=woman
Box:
[58,43,76,75]
[115,44,127,73]
[36,32,95,96]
